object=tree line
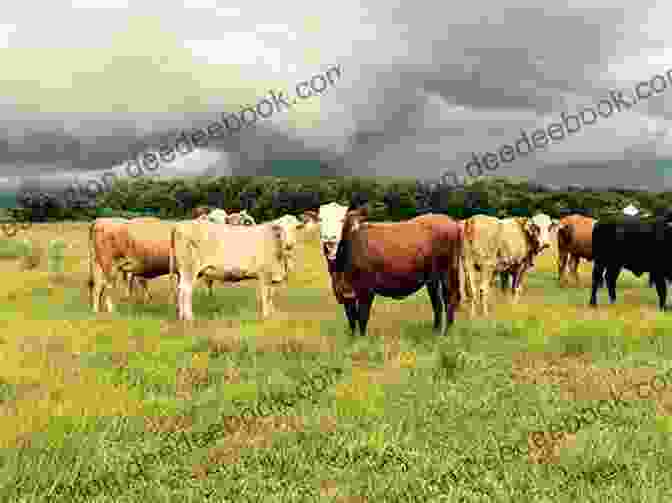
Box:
[14,175,672,222]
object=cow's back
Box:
[174,222,286,281]
[352,217,450,274]
[91,218,130,271]
[498,218,531,264]
[593,218,671,274]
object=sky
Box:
[2,0,672,196]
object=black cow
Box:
[590,216,672,310]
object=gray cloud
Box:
[1,0,671,194]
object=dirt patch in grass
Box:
[318,481,368,503]
[144,414,195,435]
[175,367,210,400]
[510,352,667,403]
[191,415,306,479]
[511,351,672,463]
[252,333,337,355]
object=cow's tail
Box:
[88,220,96,291]
[169,226,178,302]
[87,220,96,300]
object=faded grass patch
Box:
[511,351,672,419]
[144,414,195,435]
[191,415,306,479]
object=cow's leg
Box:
[589,261,605,307]
[140,279,151,302]
[344,301,358,335]
[177,275,194,321]
[205,278,215,296]
[258,281,277,319]
[570,256,581,285]
[426,278,443,331]
[439,270,458,335]
[652,272,667,311]
[500,271,510,291]
[356,292,375,336]
[90,264,103,313]
[605,266,621,304]
[558,249,568,285]
[266,283,276,317]
[511,266,527,303]
[480,268,492,317]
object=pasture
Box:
[1,221,672,501]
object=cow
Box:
[192,207,212,219]
[200,209,260,296]
[498,213,557,291]
[88,217,174,312]
[317,202,357,308]
[557,214,596,286]
[590,216,672,310]
[332,204,463,337]
[300,210,320,231]
[226,210,256,226]
[268,214,305,274]
[462,215,549,316]
[169,220,290,321]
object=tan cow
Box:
[496,213,557,290]
[556,214,596,286]
[88,217,175,312]
[170,221,290,321]
[462,215,548,316]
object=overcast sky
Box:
[2,0,672,195]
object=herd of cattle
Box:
[86,201,672,335]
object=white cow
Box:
[170,221,290,321]
[269,214,306,274]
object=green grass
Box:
[0,225,672,501]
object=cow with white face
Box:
[318,202,349,261]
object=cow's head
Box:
[274,215,305,273]
[318,202,349,261]
[300,210,319,231]
[528,213,554,252]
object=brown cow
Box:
[88,217,175,312]
[557,214,595,286]
[332,205,463,337]
[192,207,212,219]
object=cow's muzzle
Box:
[323,242,338,261]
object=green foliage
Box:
[39,175,672,222]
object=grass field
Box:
[1,221,672,501]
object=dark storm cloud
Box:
[2,0,672,192]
